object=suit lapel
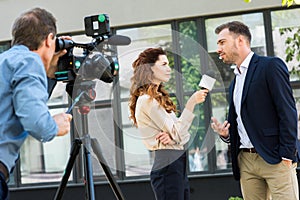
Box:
[229,78,235,105]
[241,54,259,104]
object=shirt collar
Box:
[234,51,254,75]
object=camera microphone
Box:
[107,35,131,46]
[198,71,216,91]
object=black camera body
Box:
[55,14,122,83]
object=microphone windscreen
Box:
[107,35,131,45]
[199,74,216,91]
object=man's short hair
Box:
[11,7,57,50]
[215,21,252,43]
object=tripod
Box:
[54,84,125,200]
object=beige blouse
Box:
[135,94,195,150]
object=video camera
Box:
[55,14,131,84]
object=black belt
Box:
[0,162,9,182]
[242,148,257,153]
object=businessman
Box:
[211,21,300,200]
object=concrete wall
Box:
[0,0,281,41]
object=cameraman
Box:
[0,7,72,199]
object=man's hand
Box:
[211,117,230,138]
[53,113,73,136]
[282,159,292,168]
[47,36,72,78]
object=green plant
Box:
[228,197,243,200]
[282,0,300,7]
[244,0,300,7]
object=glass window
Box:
[116,24,173,177]
[176,21,207,172]
[123,126,152,176]
[121,100,151,176]
[294,87,300,140]
[116,24,173,99]
[72,106,117,177]
[48,82,68,106]
[272,8,300,167]
[0,42,10,53]
[271,8,300,81]
[211,92,231,170]
[178,21,201,92]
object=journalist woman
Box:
[129,47,208,200]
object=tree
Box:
[281,0,300,7]
[279,27,300,77]
[244,0,300,7]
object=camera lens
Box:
[55,38,74,52]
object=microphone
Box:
[199,71,216,91]
[107,35,131,46]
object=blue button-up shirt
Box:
[0,45,58,173]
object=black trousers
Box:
[0,172,8,200]
[150,149,190,200]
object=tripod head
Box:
[66,80,96,115]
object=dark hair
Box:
[129,47,176,126]
[215,21,251,43]
[11,7,57,50]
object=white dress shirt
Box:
[233,51,254,149]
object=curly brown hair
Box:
[128,48,176,127]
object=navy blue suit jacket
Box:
[227,53,300,180]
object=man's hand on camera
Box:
[53,113,73,136]
[47,36,72,79]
